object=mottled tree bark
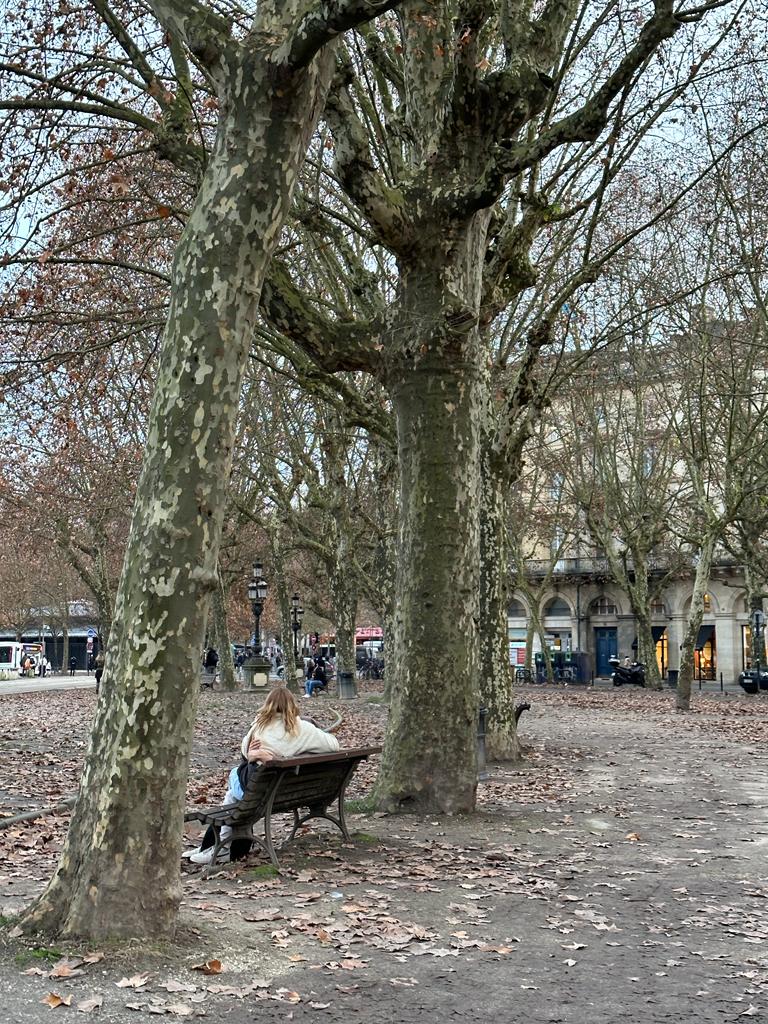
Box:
[322,415,359,677]
[479,452,520,760]
[626,565,662,690]
[676,533,715,712]
[377,237,487,811]
[19,2,350,940]
[61,626,69,675]
[329,560,357,676]
[268,521,301,695]
[213,569,237,691]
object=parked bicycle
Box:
[357,657,384,680]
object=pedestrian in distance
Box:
[69,655,77,676]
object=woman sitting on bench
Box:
[304,656,328,698]
[184,686,340,865]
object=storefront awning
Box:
[632,627,667,650]
[696,624,715,650]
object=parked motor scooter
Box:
[609,656,646,687]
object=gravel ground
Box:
[1,685,768,1023]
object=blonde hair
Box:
[254,686,300,735]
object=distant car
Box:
[738,669,768,694]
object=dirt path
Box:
[2,688,768,1022]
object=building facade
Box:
[509,555,753,683]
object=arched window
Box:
[544,597,571,616]
[592,596,617,615]
[508,599,526,618]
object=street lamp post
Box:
[291,593,303,662]
[248,561,268,656]
[243,562,270,693]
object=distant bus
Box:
[0,642,25,676]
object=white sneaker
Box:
[181,846,201,860]
[302,693,311,698]
[189,845,230,865]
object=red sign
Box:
[355,628,383,640]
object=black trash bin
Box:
[666,669,679,688]
[570,651,591,684]
[337,670,357,700]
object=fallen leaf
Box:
[191,959,222,975]
[624,833,641,842]
[158,981,197,993]
[166,1004,194,1016]
[274,989,301,1003]
[77,996,104,1013]
[116,974,150,988]
[49,958,85,979]
[42,993,72,1008]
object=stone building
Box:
[508,554,753,683]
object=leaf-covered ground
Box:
[2,684,768,1023]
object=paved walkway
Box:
[0,674,95,695]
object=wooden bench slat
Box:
[184,746,381,872]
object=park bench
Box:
[184,746,381,872]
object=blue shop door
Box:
[595,628,618,676]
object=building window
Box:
[651,601,666,616]
[544,597,571,617]
[593,596,617,615]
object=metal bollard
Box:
[477,706,489,782]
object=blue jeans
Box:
[305,679,323,696]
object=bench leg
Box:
[201,825,224,878]
[261,774,286,871]
[286,761,359,845]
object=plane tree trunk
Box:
[376,238,488,813]
[17,0,387,940]
[213,569,237,691]
[677,533,716,712]
[479,450,520,761]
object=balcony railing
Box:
[521,557,612,577]
[519,551,743,579]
